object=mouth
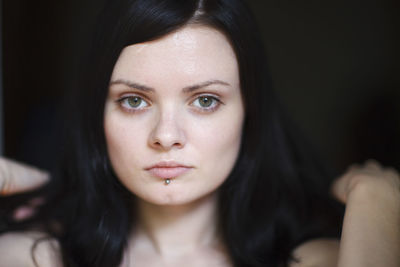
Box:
[145,161,193,179]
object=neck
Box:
[132,192,222,256]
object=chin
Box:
[140,195,199,207]
[134,185,215,206]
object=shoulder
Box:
[0,231,62,267]
[288,238,340,267]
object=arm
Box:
[290,160,400,267]
[333,161,400,267]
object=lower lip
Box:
[147,167,192,179]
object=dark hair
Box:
[2,0,344,266]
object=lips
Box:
[145,162,192,179]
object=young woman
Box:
[1,0,399,266]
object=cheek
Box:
[104,111,149,178]
[198,119,242,155]
[190,110,244,180]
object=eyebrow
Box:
[109,79,231,93]
[182,80,231,93]
[109,79,155,93]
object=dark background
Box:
[1,0,399,173]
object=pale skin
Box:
[0,157,48,220]
[106,25,241,267]
[0,25,399,267]
[0,157,49,196]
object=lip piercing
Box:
[165,178,172,185]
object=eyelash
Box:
[116,95,150,113]
[190,95,223,113]
[115,94,223,114]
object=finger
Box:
[364,159,382,170]
[384,167,400,187]
[0,157,50,196]
[332,164,362,204]
[12,206,36,221]
[384,167,399,176]
[331,175,349,204]
[346,163,361,172]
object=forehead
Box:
[110,25,239,88]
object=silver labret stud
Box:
[165,178,171,185]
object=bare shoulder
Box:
[0,230,62,267]
[289,238,340,267]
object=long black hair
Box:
[2,0,344,266]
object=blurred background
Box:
[0,0,399,173]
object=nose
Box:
[148,109,186,151]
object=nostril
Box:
[149,124,186,149]
[173,142,182,147]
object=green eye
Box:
[198,96,213,107]
[127,96,142,108]
[118,96,149,111]
[191,95,221,112]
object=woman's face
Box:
[104,25,244,205]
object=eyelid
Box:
[188,92,222,102]
[116,94,151,112]
[117,91,153,103]
[117,91,151,100]
[189,94,224,113]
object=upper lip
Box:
[144,161,192,170]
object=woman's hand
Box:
[0,157,49,196]
[331,159,400,204]
[331,160,400,267]
[0,157,49,220]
